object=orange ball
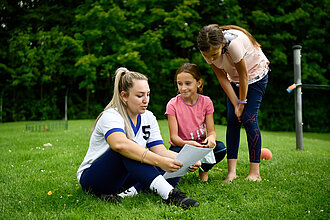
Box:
[260,148,272,160]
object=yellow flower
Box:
[67,194,72,197]
[48,191,52,196]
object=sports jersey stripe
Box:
[104,128,125,140]
[147,140,164,148]
[129,114,141,136]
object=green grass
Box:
[0,120,329,219]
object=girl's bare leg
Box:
[224,159,238,183]
[199,170,208,182]
[245,162,261,182]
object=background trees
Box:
[1,0,329,132]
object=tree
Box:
[1,0,328,132]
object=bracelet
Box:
[141,148,149,163]
[238,99,247,104]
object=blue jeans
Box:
[80,148,180,197]
[169,141,227,172]
[226,74,268,163]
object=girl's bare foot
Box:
[199,170,208,181]
[225,159,238,183]
[245,162,261,182]
[245,174,262,182]
[224,173,238,183]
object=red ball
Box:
[260,148,272,160]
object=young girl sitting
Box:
[165,63,227,181]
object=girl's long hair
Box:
[175,63,204,94]
[90,67,148,139]
[197,24,261,52]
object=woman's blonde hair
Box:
[197,24,261,52]
[91,67,148,139]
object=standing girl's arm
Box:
[234,58,248,122]
[204,113,217,148]
[168,115,203,147]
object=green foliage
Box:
[0,120,329,219]
[4,27,83,120]
[0,0,329,131]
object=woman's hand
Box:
[159,157,183,173]
[235,104,245,123]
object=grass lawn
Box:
[0,120,329,219]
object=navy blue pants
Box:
[226,74,268,163]
[80,148,180,197]
[169,141,227,172]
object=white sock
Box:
[117,186,138,198]
[149,175,174,200]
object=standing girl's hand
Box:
[235,104,245,123]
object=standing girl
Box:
[77,67,200,209]
[197,24,269,182]
[165,63,227,181]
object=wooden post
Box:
[65,94,68,121]
[0,89,3,123]
[292,45,303,151]
[65,89,68,130]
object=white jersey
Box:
[77,108,164,182]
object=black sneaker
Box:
[100,194,121,204]
[166,188,200,209]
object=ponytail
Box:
[197,24,261,51]
[219,25,261,48]
[90,67,148,139]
